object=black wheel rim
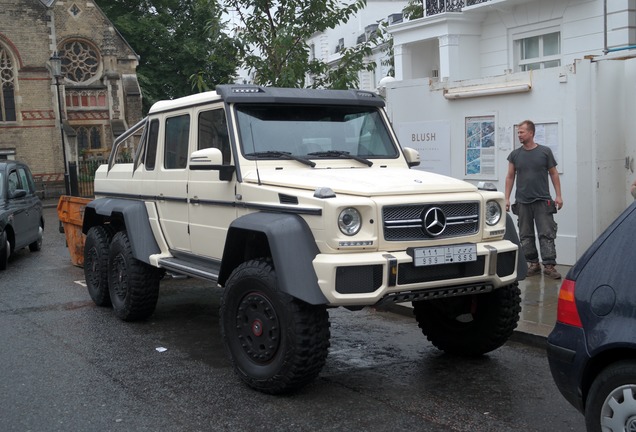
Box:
[86,247,100,288]
[111,253,128,301]
[235,292,281,364]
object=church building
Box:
[0,0,142,195]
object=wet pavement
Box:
[516,265,567,339]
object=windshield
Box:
[235,104,399,161]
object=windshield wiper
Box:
[245,151,316,167]
[307,150,373,167]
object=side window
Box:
[7,170,18,196]
[198,109,230,164]
[17,168,33,194]
[164,114,190,169]
[145,119,160,171]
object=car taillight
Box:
[556,279,583,328]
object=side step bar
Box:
[158,257,221,283]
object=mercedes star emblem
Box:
[423,207,447,236]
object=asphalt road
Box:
[0,206,585,431]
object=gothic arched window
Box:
[0,47,16,122]
[59,39,100,83]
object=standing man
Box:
[505,120,563,279]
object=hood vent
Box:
[278,193,299,205]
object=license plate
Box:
[411,244,477,267]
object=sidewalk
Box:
[515,264,567,340]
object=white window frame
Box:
[509,22,561,72]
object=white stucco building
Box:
[381,0,636,265]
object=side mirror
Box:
[402,147,420,168]
[11,189,27,199]
[189,147,235,181]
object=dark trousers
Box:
[516,201,558,265]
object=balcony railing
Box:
[426,0,491,16]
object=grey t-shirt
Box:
[507,144,557,203]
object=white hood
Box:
[242,167,478,196]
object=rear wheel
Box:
[220,259,330,394]
[585,360,636,432]
[413,282,521,356]
[108,231,161,321]
[84,225,112,306]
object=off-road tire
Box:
[28,223,43,252]
[108,230,161,321]
[84,225,113,307]
[220,259,330,394]
[585,360,636,432]
[413,282,521,356]
[0,231,9,271]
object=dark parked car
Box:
[0,161,44,270]
[548,201,636,432]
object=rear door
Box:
[16,165,40,246]
[6,167,29,248]
[153,112,191,252]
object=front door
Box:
[188,106,237,258]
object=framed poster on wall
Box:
[465,115,496,179]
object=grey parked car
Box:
[0,161,44,270]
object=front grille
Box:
[383,202,480,241]
[335,265,383,294]
[397,256,485,285]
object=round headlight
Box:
[338,208,362,236]
[485,200,502,226]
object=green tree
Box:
[222,0,376,89]
[402,0,424,20]
[98,0,238,112]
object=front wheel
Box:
[108,231,161,321]
[220,259,330,394]
[413,282,521,356]
[585,360,636,432]
[0,231,9,271]
[28,222,43,252]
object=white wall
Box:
[385,53,636,265]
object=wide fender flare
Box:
[220,212,328,305]
[504,213,527,281]
[83,198,160,265]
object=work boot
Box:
[527,262,541,276]
[543,264,562,280]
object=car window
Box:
[235,104,399,159]
[145,119,160,171]
[17,168,33,194]
[164,114,190,169]
[198,109,230,164]
[7,170,18,196]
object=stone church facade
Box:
[0,0,141,195]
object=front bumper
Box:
[313,239,518,306]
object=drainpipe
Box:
[603,0,608,54]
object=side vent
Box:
[279,193,299,205]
